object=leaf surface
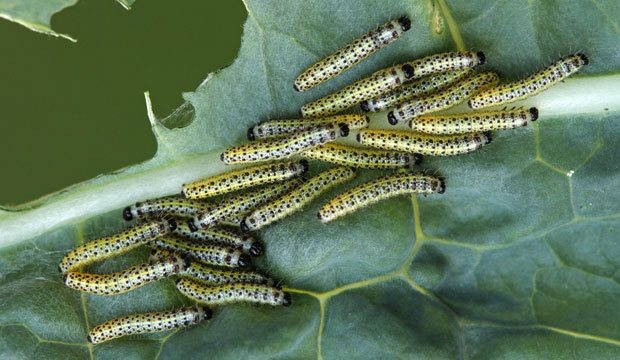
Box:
[0,0,135,41]
[1,0,620,359]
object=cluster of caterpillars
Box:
[59,174,295,344]
[60,14,588,345]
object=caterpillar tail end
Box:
[187,219,198,232]
[238,254,252,268]
[387,111,398,125]
[122,207,133,221]
[282,292,292,307]
[203,306,213,320]
[240,217,251,234]
[360,101,370,112]
[476,51,486,65]
[398,16,412,31]
[247,127,256,141]
[529,107,539,121]
[483,131,493,145]
[250,242,264,256]
[401,64,415,79]
[438,177,446,194]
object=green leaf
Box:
[115,0,135,10]
[1,0,620,359]
[0,0,78,41]
[0,0,135,41]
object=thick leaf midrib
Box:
[0,75,619,249]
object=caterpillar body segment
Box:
[248,114,369,141]
[300,63,416,117]
[59,219,176,273]
[191,178,302,230]
[183,260,273,286]
[152,236,250,268]
[182,160,308,199]
[173,222,261,256]
[241,167,356,232]
[221,124,349,164]
[360,69,472,112]
[87,306,211,344]
[318,172,444,223]
[63,255,187,295]
[357,129,492,156]
[149,248,273,286]
[294,17,411,91]
[404,51,485,79]
[123,196,209,221]
[301,143,422,169]
[388,71,500,124]
[176,278,291,307]
[469,53,588,109]
[409,107,538,134]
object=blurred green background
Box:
[0,0,247,204]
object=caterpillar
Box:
[294,16,411,92]
[301,143,422,169]
[150,248,274,286]
[221,124,349,164]
[357,129,492,156]
[468,53,589,109]
[241,166,355,232]
[63,255,187,295]
[122,195,209,221]
[248,114,369,141]
[151,236,251,268]
[173,222,261,256]
[410,107,538,134]
[404,51,484,79]
[300,63,416,117]
[176,278,292,307]
[318,172,445,223]
[58,219,176,273]
[87,305,211,344]
[190,178,302,230]
[182,160,308,199]
[360,69,472,112]
[388,71,500,124]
